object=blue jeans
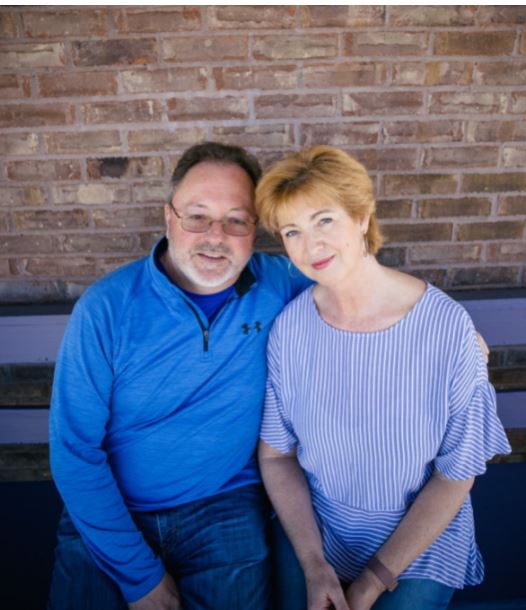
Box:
[372,578,455,609]
[48,484,271,610]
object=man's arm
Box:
[50,299,167,604]
[129,573,181,610]
[258,441,349,610]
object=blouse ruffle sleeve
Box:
[260,322,298,454]
[434,314,512,480]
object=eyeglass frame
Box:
[168,201,258,237]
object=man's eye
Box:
[226,217,247,226]
[188,214,207,222]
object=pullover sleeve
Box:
[434,313,512,480]
[49,298,165,603]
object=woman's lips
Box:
[311,256,334,270]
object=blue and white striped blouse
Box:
[260,283,511,588]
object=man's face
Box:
[163,161,257,294]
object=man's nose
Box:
[206,219,226,238]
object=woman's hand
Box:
[304,557,349,610]
[344,568,385,610]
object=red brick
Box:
[510,93,526,114]
[456,221,524,241]
[383,120,464,144]
[476,6,526,25]
[376,199,412,219]
[128,128,206,152]
[163,35,247,63]
[14,210,89,231]
[418,197,491,219]
[0,43,65,68]
[213,65,297,90]
[381,223,453,243]
[410,243,482,264]
[423,146,498,169]
[425,61,473,86]
[256,149,296,171]
[211,125,294,148]
[139,231,164,251]
[38,71,118,97]
[133,184,171,205]
[0,133,39,156]
[474,61,526,86]
[429,93,507,114]
[0,103,74,128]
[0,235,60,255]
[301,6,384,27]
[301,122,380,146]
[72,39,158,67]
[382,174,458,197]
[44,131,122,155]
[498,196,526,216]
[167,96,248,121]
[255,94,337,119]
[466,121,526,143]
[6,160,81,182]
[410,269,447,287]
[209,6,296,29]
[122,67,207,94]
[344,32,429,56]
[97,257,137,275]
[0,212,8,232]
[18,257,98,277]
[87,157,163,180]
[488,242,526,262]
[303,63,386,88]
[354,148,418,172]
[23,9,108,37]
[434,32,515,56]
[462,173,526,193]
[0,74,31,99]
[52,184,131,205]
[253,34,338,61]
[522,33,526,55]
[391,63,426,86]
[0,13,17,37]
[115,7,201,33]
[62,233,140,254]
[81,100,163,125]
[0,187,47,207]
[388,6,476,27]
[502,146,526,168]
[450,267,519,287]
[343,92,423,116]
[92,207,163,229]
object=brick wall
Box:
[0,5,525,303]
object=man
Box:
[48,142,310,610]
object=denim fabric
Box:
[48,484,271,610]
[372,578,455,610]
[270,514,307,610]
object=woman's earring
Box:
[362,232,369,257]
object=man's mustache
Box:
[192,243,232,257]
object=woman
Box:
[254,146,511,610]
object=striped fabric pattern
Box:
[260,284,511,588]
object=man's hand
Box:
[129,573,182,610]
[304,558,349,610]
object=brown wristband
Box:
[367,556,398,592]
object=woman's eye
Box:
[319,217,333,226]
[283,230,299,239]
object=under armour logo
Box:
[242,321,262,335]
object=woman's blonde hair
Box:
[255,145,383,254]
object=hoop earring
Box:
[362,232,369,257]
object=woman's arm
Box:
[258,440,349,610]
[346,470,474,610]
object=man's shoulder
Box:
[248,252,311,299]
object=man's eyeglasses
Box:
[169,203,257,237]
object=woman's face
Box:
[277,198,369,285]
